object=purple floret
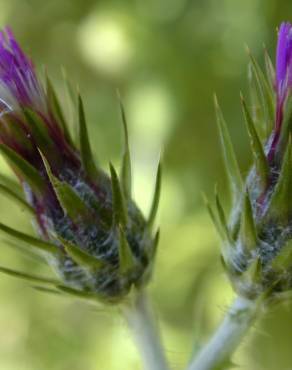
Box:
[268,22,292,160]
[0,27,44,112]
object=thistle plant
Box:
[187,22,292,370]
[0,21,291,370]
[0,28,167,370]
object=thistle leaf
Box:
[247,47,275,134]
[109,163,128,227]
[0,222,59,254]
[78,95,99,179]
[241,94,269,188]
[214,96,242,199]
[268,137,292,222]
[147,160,162,229]
[240,191,258,252]
[0,183,34,215]
[39,151,90,221]
[0,265,58,285]
[59,237,105,270]
[118,226,136,274]
[46,74,72,145]
[117,93,132,199]
[0,144,44,192]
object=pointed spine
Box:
[0,144,44,192]
[0,265,59,285]
[240,94,269,188]
[147,160,162,229]
[46,74,72,145]
[117,93,132,200]
[39,150,90,220]
[0,222,59,254]
[246,47,275,134]
[109,163,128,227]
[264,48,275,92]
[202,192,225,240]
[78,95,99,179]
[118,226,136,274]
[215,187,232,243]
[240,191,258,252]
[59,237,105,270]
[214,96,243,199]
[268,137,292,221]
[0,183,34,215]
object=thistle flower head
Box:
[0,28,160,303]
[209,22,292,302]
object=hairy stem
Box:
[187,296,260,370]
[123,290,169,370]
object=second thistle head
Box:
[0,28,160,303]
[208,22,292,301]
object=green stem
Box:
[187,296,260,370]
[123,290,169,370]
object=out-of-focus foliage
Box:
[0,0,291,369]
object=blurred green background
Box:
[0,0,291,369]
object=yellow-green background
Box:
[0,0,290,369]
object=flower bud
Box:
[0,28,160,303]
[209,22,292,301]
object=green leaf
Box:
[0,265,58,285]
[78,95,99,179]
[0,222,59,254]
[118,226,136,274]
[109,163,128,227]
[214,96,242,199]
[39,151,90,221]
[0,144,44,192]
[241,94,269,189]
[0,183,34,215]
[268,137,292,222]
[46,74,73,145]
[59,237,105,270]
[147,160,162,229]
[247,47,275,134]
[240,191,258,252]
[117,93,132,200]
